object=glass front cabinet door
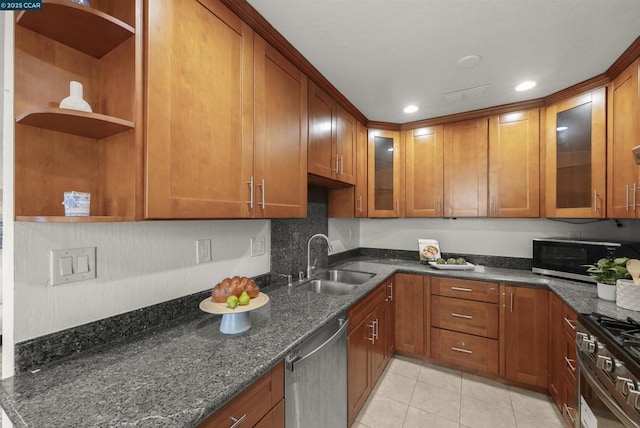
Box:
[545,87,606,218]
[368,129,401,217]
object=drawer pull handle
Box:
[563,404,576,424]
[230,413,247,428]
[451,347,473,354]
[451,313,473,319]
[564,356,576,372]
[451,287,472,292]
[564,317,576,330]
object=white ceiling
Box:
[246,0,640,124]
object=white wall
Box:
[328,218,360,253]
[14,220,270,342]
[357,217,640,258]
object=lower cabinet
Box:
[549,292,578,426]
[430,277,500,375]
[347,280,392,426]
[501,285,549,388]
[199,361,284,427]
[394,273,427,357]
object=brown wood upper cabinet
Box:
[488,109,540,217]
[501,285,549,388]
[308,82,356,185]
[146,0,307,219]
[545,87,606,218]
[443,118,489,217]
[405,126,444,217]
[608,58,640,218]
[15,1,142,221]
[368,129,402,217]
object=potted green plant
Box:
[586,257,631,301]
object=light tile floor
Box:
[353,355,565,428]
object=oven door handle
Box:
[577,354,639,427]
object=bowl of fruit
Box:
[200,276,269,334]
[428,257,475,270]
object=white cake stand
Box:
[199,292,269,334]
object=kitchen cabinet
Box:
[328,120,368,217]
[488,109,540,217]
[199,361,284,428]
[443,118,489,217]
[308,81,356,184]
[146,0,307,219]
[501,285,549,388]
[394,273,426,357]
[430,277,499,374]
[608,58,640,218]
[15,1,142,221]
[404,126,444,217]
[347,282,390,426]
[549,292,578,426]
[253,35,308,218]
[545,87,606,218]
[368,129,402,217]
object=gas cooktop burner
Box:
[589,313,640,361]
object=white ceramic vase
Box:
[59,81,92,113]
[597,282,617,301]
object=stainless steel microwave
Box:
[532,238,640,282]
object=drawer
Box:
[431,277,499,303]
[199,362,284,428]
[562,303,578,338]
[349,282,386,330]
[431,296,498,339]
[431,328,498,375]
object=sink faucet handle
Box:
[279,273,293,285]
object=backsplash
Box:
[271,186,329,281]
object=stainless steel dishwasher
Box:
[285,315,349,428]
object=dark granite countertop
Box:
[2,256,640,427]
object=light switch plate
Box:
[50,247,96,286]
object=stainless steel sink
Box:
[297,279,357,295]
[313,269,375,284]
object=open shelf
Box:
[16,0,135,59]
[16,107,134,139]
[17,216,135,223]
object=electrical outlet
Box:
[251,236,266,257]
[196,239,212,264]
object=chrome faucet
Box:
[307,233,333,279]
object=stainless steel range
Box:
[577,313,640,427]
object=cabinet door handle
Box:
[334,156,339,174]
[374,319,379,340]
[563,405,576,424]
[451,286,472,292]
[510,292,514,313]
[634,183,638,210]
[246,176,254,209]
[357,195,363,212]
[230,413,247,428]
[593,189,599,212]
[564,317,576,331]
[368,321,375,343]
[451,347,473,354]
[340,155,344,174]
[564,356,576,372]
[628,185,631,211]
[451,313,473,319]
[386,283,393,301]
[259,179,266,209]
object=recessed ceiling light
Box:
[403,105,418,113]
[556,126,568,131]
[457,54,481,69]
[515,81,536,92]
